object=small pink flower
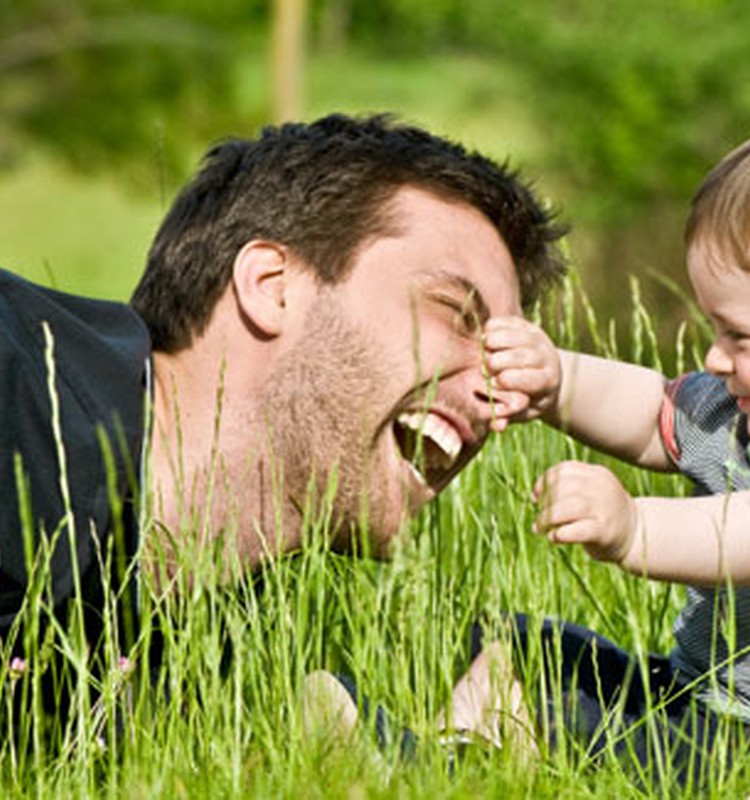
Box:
[117,656,134,675]
[8,657,27,678]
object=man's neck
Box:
[145,337,303,579]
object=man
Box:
[0,113,565,671]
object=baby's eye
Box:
[723,328,750,343]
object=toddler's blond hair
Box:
[685,139,750,273]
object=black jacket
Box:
[0,268,150,648]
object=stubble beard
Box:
[257,293,399,554]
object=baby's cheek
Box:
[738,360,750,394]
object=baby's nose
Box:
[705,340,734,376]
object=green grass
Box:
[4,276,746,799]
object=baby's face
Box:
[688,240,750,429]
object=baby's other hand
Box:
[532,461,638,565]
[483,317,561,429]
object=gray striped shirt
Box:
[661,372,750,718]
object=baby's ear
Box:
[232,240,289,337]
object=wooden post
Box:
[270,0,307,123]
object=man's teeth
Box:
[397,412,463,467]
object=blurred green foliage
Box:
[2,0,750,336]
[330,0,750,220]
[5,0,749,204]
[0,0,266,182]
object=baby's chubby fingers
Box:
[487,389,531,432]
[532,461,638,564]
[483,317,547,369]
[543,519,601,547]
[532,461,590,529]
[484,315,543,346]
[532,460,591,497]
[482,317,560,418]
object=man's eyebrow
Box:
[423,271,491,325]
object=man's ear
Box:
[232,240,289,337]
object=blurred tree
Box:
[318,0,750,215]
[318,0,349,52]
[271,0,308,122]
[0,0,266,184]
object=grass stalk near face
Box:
[3,274,750,798]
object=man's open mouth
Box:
[393,411,464,487]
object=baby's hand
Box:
[482,317,561,431]
[532,461,638,565]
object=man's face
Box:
[260,187,522,553]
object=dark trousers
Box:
[471,614,749,788]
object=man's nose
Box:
[461,364,514,426]
[441,343,519,431]
[705,339,734,376]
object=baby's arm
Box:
[535,461,750,585]
[553,351,670,470]
[484,318,671,470]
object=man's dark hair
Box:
[131,113,567,352]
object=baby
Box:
[462,137,750,786]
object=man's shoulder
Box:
[0,267,151,399]
[0,267,151,609]
[0,267,149,350]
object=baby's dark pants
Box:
[471,613,750,789]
